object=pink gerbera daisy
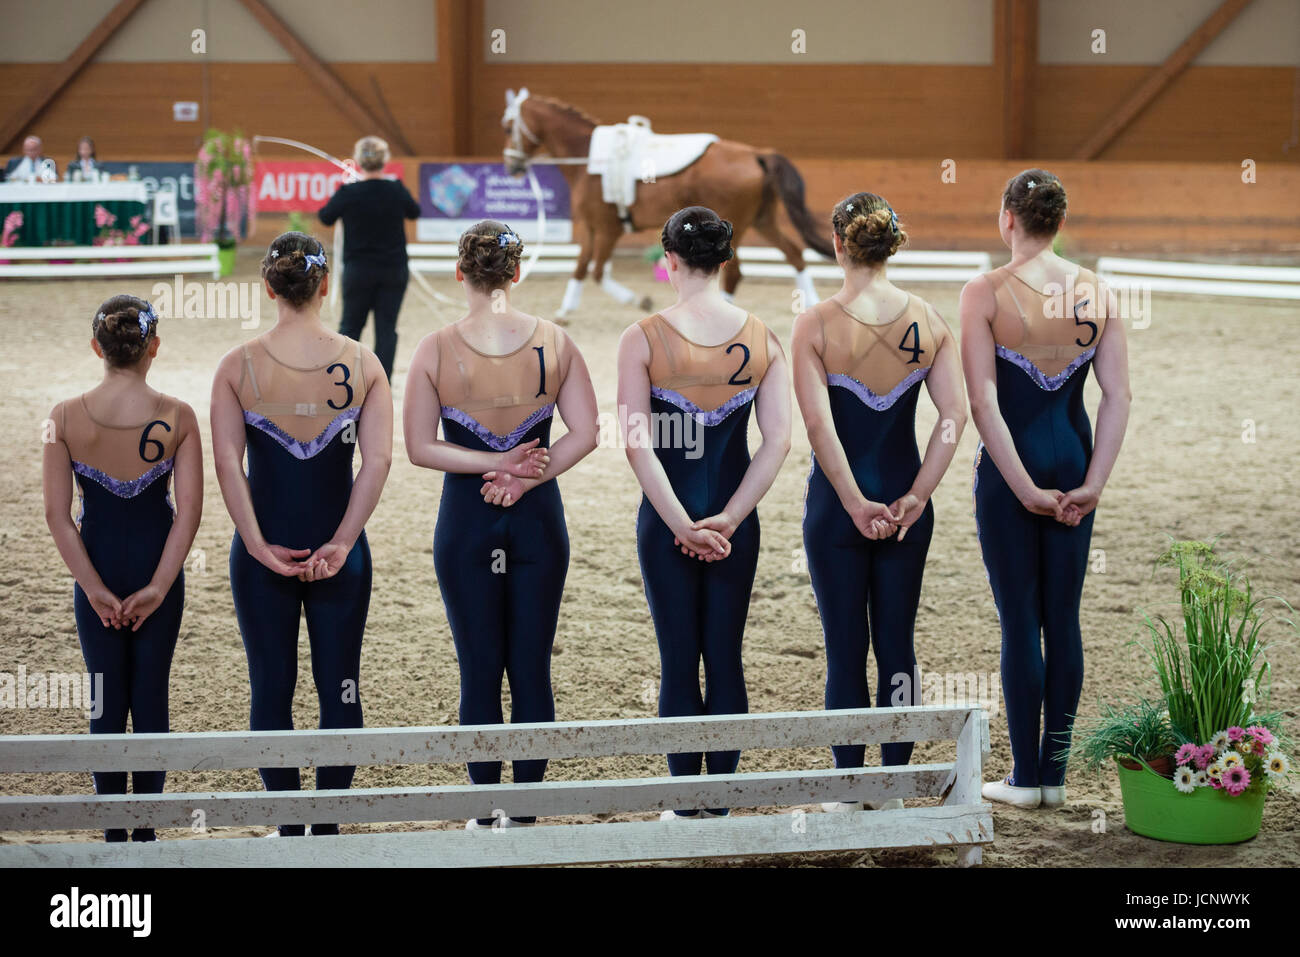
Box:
[1194,744,1216,769]
[1226,726,1246,742]
[1175,743,1198,766]
[1247,726,1275,746]
[1221,765,1250,796]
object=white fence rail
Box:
[0,243,221,279]
[1097,256,1300,301]
[0,705,992,868]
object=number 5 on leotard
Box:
[898,321,925,364]
[326,362,354,410]
[726,342,752,385]
[1073,299,1097,348]
[138,419,171,463]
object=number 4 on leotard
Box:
[898,321,925,364]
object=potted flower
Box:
[1066,540,1293,844]
[0,210,21,263]
[196,128,256,277]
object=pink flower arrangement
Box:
[1,211,21,247]
[93,208,151,247]
[1173,725,1288,797]
[196,129,255,244]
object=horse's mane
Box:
[530,95,602,129]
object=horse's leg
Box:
[591,219,650,312]
[721,235,742,302]
[557,221,592,319]
[753,212,818,308]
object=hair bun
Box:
[662,206,734,272]
[92,295,154,367]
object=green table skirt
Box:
[0,199,150,246]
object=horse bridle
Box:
[502,88,589,168]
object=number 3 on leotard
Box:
[138,419,171,463]
[898,321,925,364]
[1073,299,1097,348]
[326,362,353,410]
[726,342,752,385]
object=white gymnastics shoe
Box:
[465,818,496,831]
[821,801,865,813]
[500,817,535,828]
[1040,785,1067,808]
[982,777,1041,808]
[700,809,729,819]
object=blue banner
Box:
[99,162,197,238]
[417,162,571,243]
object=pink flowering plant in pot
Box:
[196,129,256,271]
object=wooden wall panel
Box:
[0,62,446,161]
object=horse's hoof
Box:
[638,296,653,312]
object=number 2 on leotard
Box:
[534,346,546,397]
[726,342,752,385]
[898,321,925,364]
[326,362,353,410]
[1073,299,1097,348]
[138,419,171,463]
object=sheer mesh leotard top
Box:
[59,393,181,518]
[433,317,564,452]
[986,265,1107,392]
[814,293,937,410]
[637,311,772,426]
[236,336,368,548]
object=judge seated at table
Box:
[4,136,54,182]
[65,136,101,181]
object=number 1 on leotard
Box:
[898,321,925,364]
[726,342,752,385]
[534,346,546,397]
[326,362,353,410]
[138,419,170,463]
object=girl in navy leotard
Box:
[618,207,791,819]
[405,221,598,830]
[43,295,203,842]
[211,232,393,836]
[960,170,1130,809]
[792,194,967,810]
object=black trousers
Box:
[340,265,408,381]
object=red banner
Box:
[253,160,405,211]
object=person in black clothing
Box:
[318,136,419,381]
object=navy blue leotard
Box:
[634,311,772,814]
[973,266,1105,788]
[62,395,184,842]
[803,295,939,769]
[429,318,569,825]
[229,338,371,836]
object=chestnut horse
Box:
[501,88,833,318]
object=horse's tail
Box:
[756,152,834,259]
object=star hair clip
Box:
[1026,179,1037,190]
[682,222,693,231]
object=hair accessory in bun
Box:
[889,208,899,233]
[303,252,327,272]
[96,311,106,324]
[682,222,693,231]
[1027,180,1037,190]
[270,249,279,258]
[137,304,156,340]
[497,231,520,247]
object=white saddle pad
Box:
[588,122,718,211]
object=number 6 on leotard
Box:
[138,419,170,463]
[726,342,752,385]
[326,362,354,410]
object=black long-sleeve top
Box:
[318,178,420,271]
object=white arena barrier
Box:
[1097,257,1300,301]
[0,244,221,280]
[0,705,991,868]
[407,244,991,283]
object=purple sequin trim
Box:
[71,458,173,498]
[996,345,1095,391]
[440,403,554,451]
[243,407,359,460]
[826,366,929,411]
[650,386,756,426]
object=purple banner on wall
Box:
[417,162,571,242]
